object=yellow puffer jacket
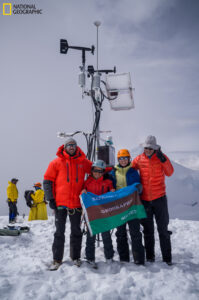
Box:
[7,181,18,202]
[28,189,48,221]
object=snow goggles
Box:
[118,157,129,161]
[144,147,153,150]
[92,169,104,173]
[65,143,77,148]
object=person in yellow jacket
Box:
[28,182,48,221]
[7,178,19,223]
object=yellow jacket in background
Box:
[7,181,18,202]
[28,189,48,221]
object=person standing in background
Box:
[7,178,19,223]
[28,182,48,221]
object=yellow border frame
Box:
[3,3,12,15]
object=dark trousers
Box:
[85,230,114,261]
[141,195,172,262]
[8,202,17,222]
[116,219,145,263]
[52,208,83,262]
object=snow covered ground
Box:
[0,216,199,300]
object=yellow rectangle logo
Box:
[3,3,12,15]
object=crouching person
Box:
[81,160,115,268]
[43,138,92,270]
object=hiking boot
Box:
[73,258,82,267]
[147,258,155,263]
[134,260,145,266]
[120,260,129,264]
[163,260,173,266]
[49,260,62,271]
[86,260,98,269]
[106,258,114,264]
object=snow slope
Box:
[166,161,199,220]
[0,216,199,300]
[168,151,199,171]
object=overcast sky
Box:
[0,0,199,215]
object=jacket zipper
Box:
[66,163,69,182]
[76,164,78,182]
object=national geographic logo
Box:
[2,3,43,15]
[3,3,12,15]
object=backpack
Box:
[24,190,34,208]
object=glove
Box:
[136,183,143,194]
[156,148,167,163]
[49,199,57,210]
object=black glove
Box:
[49,199,57,210]
[156,148,167,163]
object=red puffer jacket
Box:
[44,145,92,208]
[132,152,174,201]
[83,175,113,195]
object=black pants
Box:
[8,202,17,222]
[52,208,82,262]
[85,230,114,261]
[116,219,145,263]
[141,195,172,262]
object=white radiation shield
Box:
[106,73,134,110]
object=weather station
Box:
[58,21,135,166]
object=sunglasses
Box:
[118,157,129,161]
[92,169,104,173]
[66,144,76,148]
[144,147,153,150]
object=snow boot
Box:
[86,260,98,269]
[73,258,82,267]
[106,258,114,265]
[49,260,62,271]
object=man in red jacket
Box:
[43,138,92,269]
[132,135,174,265]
